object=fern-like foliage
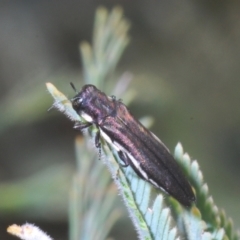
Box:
[46,6,239,240]
[174,143,240,240]
[80,6,130,89]
[69,137,121,240]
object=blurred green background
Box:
[1,1,240,239]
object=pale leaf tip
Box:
[45,82,59,95]
[45,82,55,92]
[45,82,53,87]
[7,224,20,235]
[7,223,52,240]
[174,142,183,158]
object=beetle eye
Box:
[72,98,83,110]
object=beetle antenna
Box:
[70,82,78,94]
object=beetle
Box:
[71,84,195,207]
